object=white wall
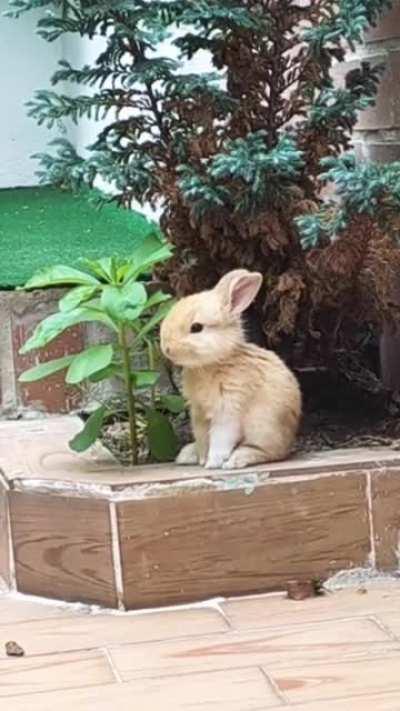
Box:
[0,2,62,188]
[61,32,108,155]
[61,30,212,220]
[0,10,211,219]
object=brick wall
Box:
[0,289,123,417]
[0,288,160,417]
[352,1,400,162]
[339,3,400,390]
[0,290,83,415]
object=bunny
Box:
[160,269,301,469]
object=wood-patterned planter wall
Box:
[1,418,400,609]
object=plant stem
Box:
[147,339,156,407]
[119,325,138,465]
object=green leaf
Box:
[146,408,179,462]
[19,355,75,383]
[20,306,117,354]
[88,363,122,383]
[81,257,118,283]
[66,344,114,384]
[159,394,186,414]
[24,265,100,289]
[132,232,169,264]
[132,370,160,389]
[134,300,173,343]
[69,406,107,452]
[119,235,172,284]
[132,245,172,279]
[59,285,99,312]
[101,282,147,322]
[143,291,172,310]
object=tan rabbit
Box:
[160,269,301,469]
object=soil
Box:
[294,366,400,453]
[102,412,191,466]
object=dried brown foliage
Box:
[155,1,400,380]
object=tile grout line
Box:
[102,646,123,684]
[5,493,16,591]
[365,470,377,569]
[109,502,125,611]
[369,613,399,642]
[213,601,234,629]
[285,687,400,708]
[258,667,289,705]
[0,471,10,491]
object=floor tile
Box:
[0,595,82,624]
[0,607,227,657]
[280,690,400,710]
[5,668,279,710]
[0,649,114,697]
[223,587,400,630]
[269,653,400,703]
[109,618,394,680]
[376,612,400,638]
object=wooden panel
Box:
[0,649,114,698]
[371,470,400,569]
[0,608,227,657]
[270,655,400,704]
[5,668,276,710]
[9,492,117,607]
[110,618,391,680]
[118,473,370,608]
[0,483,10,588]
[224,587,400,630]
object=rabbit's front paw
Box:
[205,451,227,469]
[176,442,199,465]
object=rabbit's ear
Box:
[216,270,262,315]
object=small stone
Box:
[286,580,318,601]
[357,587,368,595]
[5,641,25,657]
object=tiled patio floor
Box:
[0,584,400,709]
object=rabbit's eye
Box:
[190,322,204,334]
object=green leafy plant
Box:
[19,235,185,464]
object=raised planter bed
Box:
[1,416,399,609]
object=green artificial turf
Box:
[0,186,155,288]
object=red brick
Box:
[13,325,83,413]
[10,290,83,413]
